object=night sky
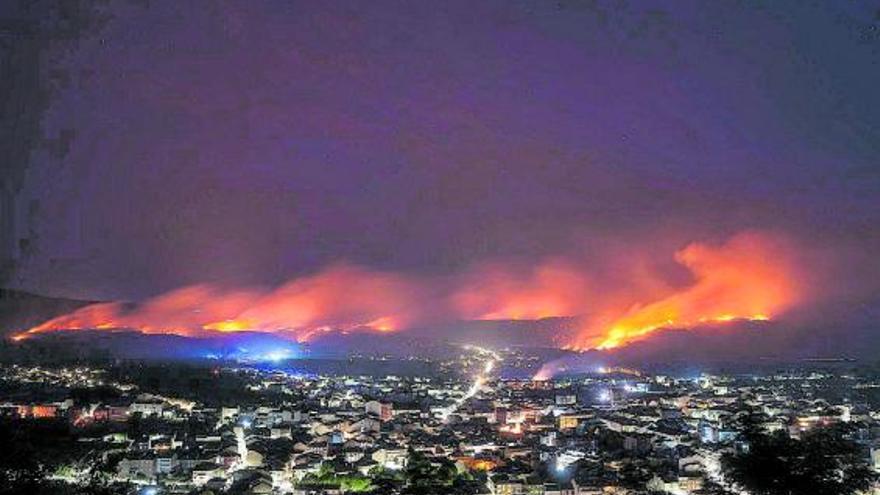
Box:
[3,0,879,321]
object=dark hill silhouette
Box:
[2,289,878,371]
[0,289,94,336]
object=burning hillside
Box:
[13,232,809,350]
[567,232,804,350]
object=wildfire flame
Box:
[451,260,589,321]
[14,265,417,342]
[570,232,802,349]
[13,232,806,351]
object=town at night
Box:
[2,1,879,494]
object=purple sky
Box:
[8,0,880,303]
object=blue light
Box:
[189,333,302,364]
[264,349,291,362]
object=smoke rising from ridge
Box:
[14,231,814,349]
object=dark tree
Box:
[722,424,877,495]
[402,450,478,494]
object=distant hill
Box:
[0,289,94,336]
[3,289,879,372]
[404,317,579,348]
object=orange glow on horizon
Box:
[596,313,773,350]
[571,232,803,350]
[203,319,255,332]
[12,232,807,352]
[451,260,589,321]
[13,265,421,342]
[365,316,398,332]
